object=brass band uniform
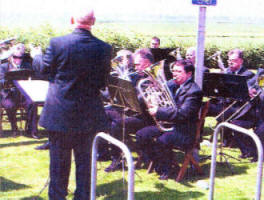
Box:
[136,60,203,180]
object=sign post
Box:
[192,0,217,89]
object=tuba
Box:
[137,60,176,132]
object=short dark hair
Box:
[228,48,244,59]
[170,60,194,74]
[133,48,154,64]
[151,36,160,44]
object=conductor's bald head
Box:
[71,7,96,30]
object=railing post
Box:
[90,132,134,200]
[209,122,263,200]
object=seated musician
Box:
[136,60,203,180]
[0,43,38,138]
[227,68,264,162]
[207,48,255,146]
[104,48,156,172]
[208,48,254,117]
[178,46,210,73]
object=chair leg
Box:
[0,109,3,133]
[189,155,203,175]
[176,153,191,182]
[147,161,154,174]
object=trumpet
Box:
[137,60,176,132]
[217,72,264,123]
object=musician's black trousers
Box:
[48,131,95,200]
[109,115,148,159]
[136,125,193,173]
[0,89,38,134]
[231,119,264,156]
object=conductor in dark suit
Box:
[33,9,112,200]
[136,60,203,180]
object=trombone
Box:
[216,73,264,123]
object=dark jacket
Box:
[37,28,112,133]
[156,78,203,146]
[232,68,264,124]
[226,66,254,84]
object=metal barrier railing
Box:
[209,122,263,200]
[90,132,135,200]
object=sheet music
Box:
[15,80,49,102]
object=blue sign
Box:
[192,0,217,6]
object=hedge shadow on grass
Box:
[95,179,204,200]
[0,140,47,149]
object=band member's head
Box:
[227,48,244,72]
[171,60,194,85]
[11,43,25,66]
[71,7,96,30]
[185,47,196,65]
[133,48,154,73]
[150,36,160,48]
[116,49,133,69]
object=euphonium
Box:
[137,60,176,132]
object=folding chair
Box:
[146,101,209,182]
[174,101,209,182]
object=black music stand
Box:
[108,76,142,113]
[203,73,250,173]
[107,76,142,170]
[4,69,34,80]
[203,72,250,101]
[108,76,142,141]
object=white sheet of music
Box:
[16,80,49,102]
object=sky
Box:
[0,0,264,26]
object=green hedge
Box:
[1,24,264,69]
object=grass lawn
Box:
[0,117,263,200]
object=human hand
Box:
[249,88,257,98]
[148,104,158,116]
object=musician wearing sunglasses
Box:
[207,48,255,146]
[225,68,264,162]
[0,43,38,138]
[136,60,203,180]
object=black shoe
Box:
[159,172,169,180]
[239,152,251,159]
[250,156,258,163]
[31,132,39,139]
[35,142,50,150]
[104,159,122,172]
